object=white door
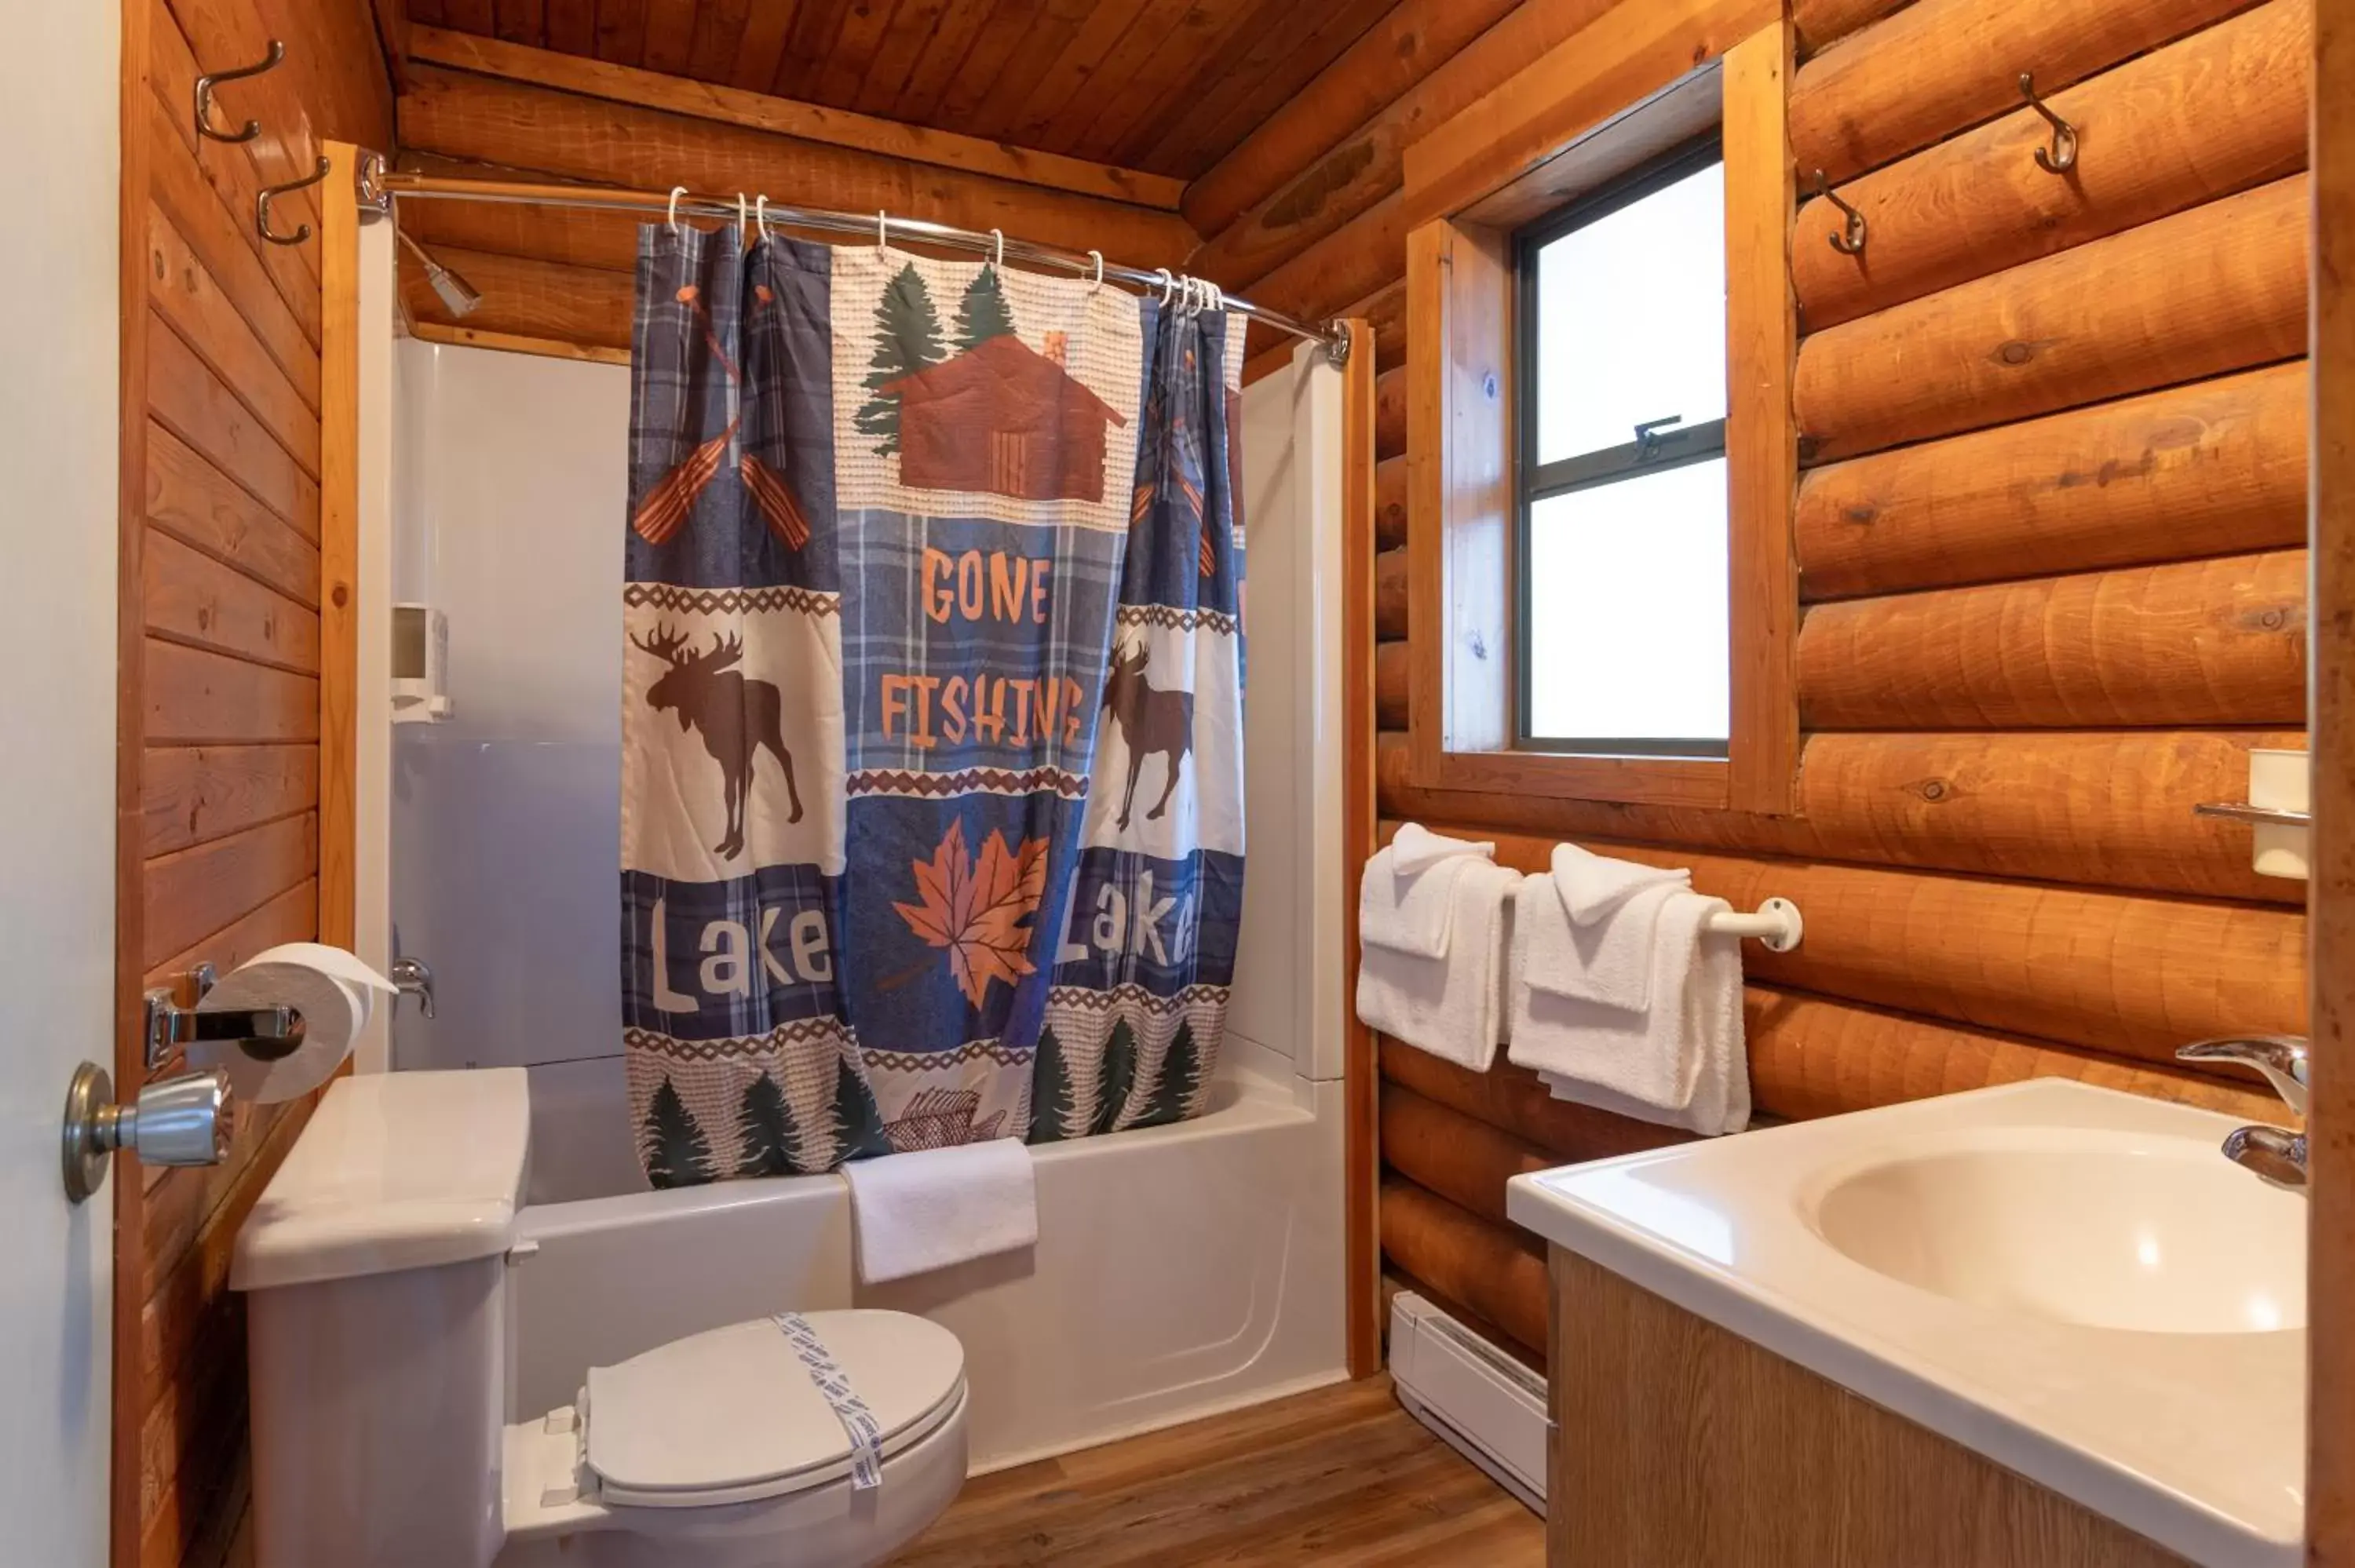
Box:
[0,2,122,1563]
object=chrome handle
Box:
[2175,1035,2309,1117]
[62,1063,234,1204]
[391,956,436,1019]
[144,960,305,1070]
[2221,1124,2308,1191]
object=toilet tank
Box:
[232,1068,531,1568]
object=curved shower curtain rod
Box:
[359,156,1353,366]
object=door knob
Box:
[60,1063,233,1204]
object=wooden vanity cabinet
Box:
[1545,1251,2191,1567]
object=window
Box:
[1515,139,1729,758]
[1399,25,1796,814]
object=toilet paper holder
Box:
[144,960,305,1071]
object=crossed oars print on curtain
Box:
[621,221,1247,1188]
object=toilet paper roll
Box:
[190,943,396,1104]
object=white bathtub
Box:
[504,1041,1348,1472]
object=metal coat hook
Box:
[257,155,330,246]
[195,39,283,144]
[1809,170,1868,256]
[2018,72,2079,174]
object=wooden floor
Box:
[887,1374,1544,1566]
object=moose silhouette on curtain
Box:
[630,624,805,858]
[1101,643,1194,830]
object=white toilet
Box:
[232,1069,969,1568]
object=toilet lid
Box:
[583,1310,966,1508]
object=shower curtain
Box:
[620,223,1248,1187]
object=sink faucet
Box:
[2174,1035,2308,1191]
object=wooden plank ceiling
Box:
[403,0,1402,180]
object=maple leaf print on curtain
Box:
[890,819,1050,1011]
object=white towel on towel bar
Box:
[1359,824,1498,961]
[1526,843,1692,1012]
[1356,848,1520,1071]
[1508,884,1749,1136]
[1390,822,1497,877]
[838,1137,1038,1285]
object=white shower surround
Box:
[375,329,1353,1473]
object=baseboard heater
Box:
[1388,1292,1547,1512]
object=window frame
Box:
[1512,133,1730,759]
[1397,24,1797,815]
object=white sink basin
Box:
[1803,1127,2306,1335]
[1506,1079,2307,1568]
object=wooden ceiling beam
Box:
[397,64,1199,266]
[406,24,1190,211]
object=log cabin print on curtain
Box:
[1038,301,1250,1142]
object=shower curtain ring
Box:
[989,228,1005,268]
[1087,250,1104,290]
[1153,268,1175,306]
[667,186,687,235]
[876,210,889,250]
[754,195,771,240]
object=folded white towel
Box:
[1356,856,1520,1070]
[838,1137,1038,1285]
[1550,841,1691,924]
[1360,825,1497,961]
[1525,844,1692,1011]
[1508,885,1749,1136]
[1391,822,1497,876]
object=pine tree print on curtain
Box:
[1043,299,1250,1136]
[828,250,1148,1150]
[623,225,868,1187]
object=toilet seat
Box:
[582,1311,966,1510]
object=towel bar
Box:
[1705,897,1803,954]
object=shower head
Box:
[396,228,483,319]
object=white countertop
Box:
[1506,1079,2305,1568]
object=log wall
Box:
[392,49,1206,352]
[116,8,392,1566]
[1221,0,2317,1363]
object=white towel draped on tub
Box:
[1356,827,1520,1071]
[1507,867,1749,1136]
[838,1137,1038,1285]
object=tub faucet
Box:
[2174,1035,2307,1191]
